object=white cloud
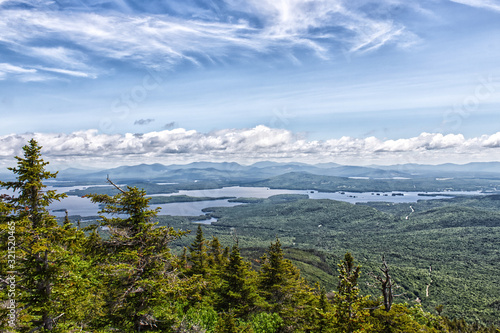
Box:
[30,46,90,69]
[0,62,46,81]
[0,63,36,74]
[1,126,499,167]
[450,0,500,12]
[0,0,421,80]
[37,67,96,78]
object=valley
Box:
[29,161,500,326]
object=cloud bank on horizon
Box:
[1,0,500,166]
[1,126,500,168]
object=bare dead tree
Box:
[369,256,401,312]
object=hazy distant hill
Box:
[372,162,500,178]
[47,161,500,183]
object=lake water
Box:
[0,185,485,218]
[148,186,470,204]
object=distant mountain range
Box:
[14,161,494,183]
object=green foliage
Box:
[258,239,316,331]
[200,196,500,325]
[188,224,208,276]
[251,312,284,333]
[176,305,218,332]
[252,172,500,193]
[85,182,190,331]
[1,144,499,332]
[0,139,94,332]
[333,252,372,332]
[216,246,262,318]
[214,312,244,333]
[367,303,441,332]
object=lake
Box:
[0,185,485,218]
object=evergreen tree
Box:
[86,180,188,331]
[333,252,371,333]
[207,236,226,268]
[0,194,12,216]
[214,312,247,333]
[314,287,334,333]
[204,236,228,307]
[0,139,91,332]
[258,238,315,331]
[258,238,301,306]
[216,245,261,318]
[188,224,208,276]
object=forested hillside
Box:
[165,195,500,325]
[1,140,499,332]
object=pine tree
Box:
[333,252,371,333]
[216,245,261,318]
[188,224,208,276]
[258,238,315,331]
[0,194,12,216]
[313,286,334,333]
[207,236,226,268]
[0,139,92,331]
[214,312,243,333]
[258,239,302,306]
[86,179,188,331]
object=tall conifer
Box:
[188,224,208,276]
[216,245,261,318]
[86,181,187,331]
[0,139,91,331]
[334,252,371,332]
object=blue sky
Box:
[1,0,500,168]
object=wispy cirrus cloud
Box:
[0,0,422,81]
[0,63,36,75]
[449,0,500,12]
[0,62,93,81]
[37,67,96,78]
[1,126,499,167]
[0,63,41,82]
[30,46,90,69]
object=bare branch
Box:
[107,175,126,194]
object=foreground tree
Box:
[258,238,316,331]
[369,256,396,312]
[86,179,188,331]
[0,139,92,332]
[333,252,371,332]
[188,224,208,276]
[216,245,261,318]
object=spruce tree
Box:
[0,139,92,331]
[216,245,261,318]
[333,252,371,333]
[258,238,315,331]
[315,287,333,332]
[86,180,188,331]
[207,236,226,268]
[188,224,208,276]
[258,238,302,306]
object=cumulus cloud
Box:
[1,126,499,167]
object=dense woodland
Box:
[1,140,499,332]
